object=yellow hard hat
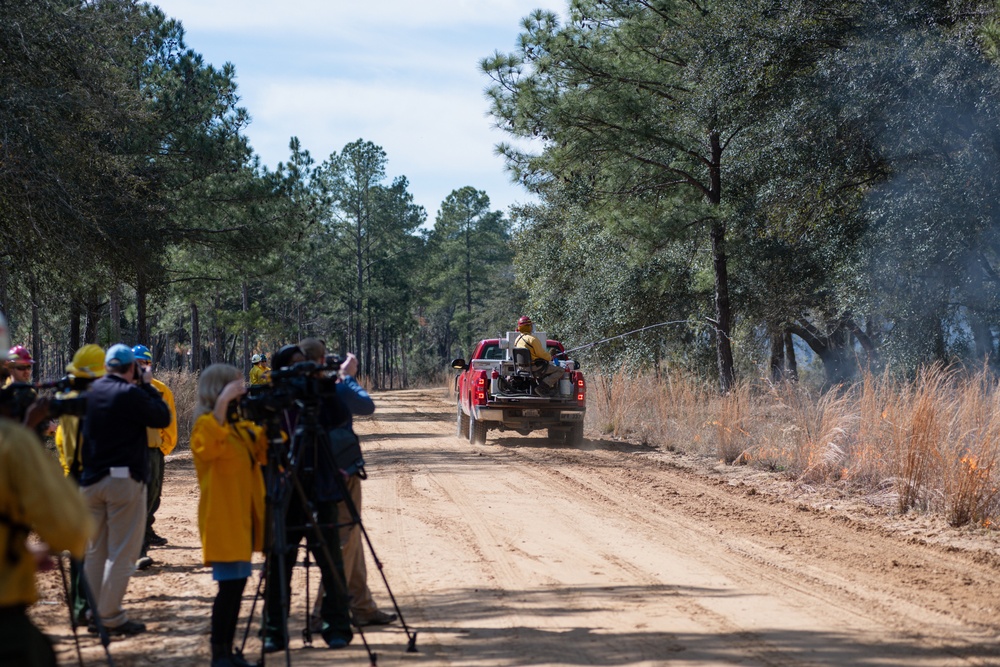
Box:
[66,344,107,378]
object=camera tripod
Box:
[237,404,417,666]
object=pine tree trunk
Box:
[706,128,734,393]
[212,294,225,365]
[136,280,148,345]
[84,289,101,344]
[29,272,40,382]
[110,283,122,343]
[710,221,734,392]
[69,297,81,352]
[191,302,201,372]
[242,281,250,374]
[784,332,798,382]
[0,260,9,317]
[401,336,409,389]
[769,330,785,383]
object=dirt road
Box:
[33,388,1000,666]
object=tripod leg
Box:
[237,564,265,658]
[57,555,84,667]
[74,559,116,667]
[338,473,418,651]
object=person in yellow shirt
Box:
[54,345,107,480]
[0,314,95,667]
[52,344,106,626]
[249,354,269,386]
[191,363,266,667]
[513,315,565,394]
[132,345,177,571]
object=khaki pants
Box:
[312,474,377,618]
[537,362,565,388]
[82,476,147,628]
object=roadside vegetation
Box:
[588,366,1000,528]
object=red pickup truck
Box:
[452,335,586,445]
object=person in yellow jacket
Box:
[191,363,266,667]
[132,345,177,571]
[52,344,105,626]
[249,353,269,386]
[0,313,96,667]
[513,315,565,394]
[54,345,106,479]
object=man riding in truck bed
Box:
[513,316,565,396]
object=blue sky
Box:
[150,1,567,223]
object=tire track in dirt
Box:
[479,425,1000,665]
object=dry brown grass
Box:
[586,365,1000,527]
[157,369,198,449]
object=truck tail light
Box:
[575,374,586,404]
[475,373,488,405]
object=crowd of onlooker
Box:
[0,311,395,667]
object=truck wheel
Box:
[469,413,488,445]
[547,428,567,444]
[456,403,470,439]
[566,421,584,447]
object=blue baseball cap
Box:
[132,345,152,362]
[105,343,135,368]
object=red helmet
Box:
[8,345,34,365]
[517,316,532,327]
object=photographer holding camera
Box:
[191,364,265,667]
[0,313,95,667]
[261,344,353,653]
[79,343,171,637]
[299,340,396,629]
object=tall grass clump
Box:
[716,382,756,464]
[767,382,854,482]
[586,367,716,450]
[157,369,198,449]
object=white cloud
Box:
[154,0,565,35]
[150,0,564,216]
[246,77,524,216]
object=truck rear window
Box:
[481,345,503,360]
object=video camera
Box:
[0,374,94,422]
[0,382,38,422]
[233,354,344,424]
[38,375,97,419]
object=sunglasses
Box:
[13,365,31,371]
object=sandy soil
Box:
[31,388,1000,666]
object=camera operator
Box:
[262,344,353,653]
[79,344,171,637]
[300,340,396,629]
[0,314,95,667]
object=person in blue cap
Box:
[79,343,171,636]
[132,345,178,571]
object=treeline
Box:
[484,0,1000,388]
[1,1,517,386]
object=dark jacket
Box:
[80,374,172,486]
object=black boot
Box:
[210,643,256,667]
[226,643,256,667]
[210,642,233,667]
